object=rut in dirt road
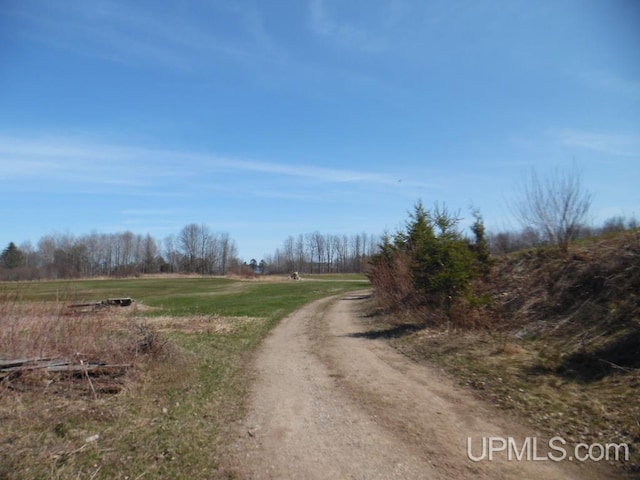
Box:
[224,292,614,480]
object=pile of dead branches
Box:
[0,357,131,397]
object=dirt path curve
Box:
[223,292,611,479]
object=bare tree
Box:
[163,234,181,272]
[512,165,592,252]
[295,234,306,272]
[179,223,200,272]
[312,231,326,273]
[219,233,236,275]
[198,224,213,274]
[142,234,160,273]
[305,233,316,273]
[334,234,348,273]
[350,234,361,272]
[18,241,36,269]
[283,235,295,272]
[324,234,335,273]
[37,235,56,272]
[600,216,626,235]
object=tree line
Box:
[0,226,381,281]
[2,167,634,282]
[0,224,239,281]
[262,232,380,274]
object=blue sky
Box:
[1,0,638,261]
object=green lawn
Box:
[2,276,237,304]
[2,275,369,318]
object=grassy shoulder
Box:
[0,275,369,479]
[391,330,637,465]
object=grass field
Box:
[0,274,369,479]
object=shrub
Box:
[369,201,487,323]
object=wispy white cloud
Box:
[556,129,640,157]
[4,0,286,70]
[0,135,426,192]
[0,136,194,187]
[580,70,640,100]
[197,154,403,186]
[308,0,388,52]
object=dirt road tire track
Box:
[223,292,614,479]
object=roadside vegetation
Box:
[0,275,369,479]
[366,167,639,476]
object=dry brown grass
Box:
[0,295,130,363]
[0,294,177,397]
[0,295,189,479]
[368,251,423,315]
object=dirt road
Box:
[223,292,613,479]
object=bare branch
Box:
[511,165,592,252]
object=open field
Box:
[0,274,369,479]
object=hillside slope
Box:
[390,231,640,476]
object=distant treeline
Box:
[0,225,379,281]
[263,232,380,275]
[1,212,636,281]
[261,214,638,276]
[0,223,239,281]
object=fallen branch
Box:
[81,359,98,400]
[599,358,637,374]
[1,360,131,374]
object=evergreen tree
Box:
[406,201,434,252]
[369,201,488,320]
[470,209,491,273]
[0,242,25,269]
[409,203,475,306]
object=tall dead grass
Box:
[1,292,141,365]
[368,251,419,314]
